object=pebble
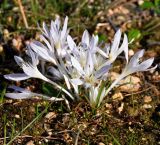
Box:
[112,92,124,101]
[144,96,152,103]
[143,104,152,109]
[129,49,134,56]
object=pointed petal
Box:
[42,22,50,38]
[4,73,30,81]
[82,30,90,47]
[71,78,83,85]
[48,66,63,79]
[40,35,53,51]
[136,58,154,72]
[26,46,39,66]
[5,92,33,99]
[8,85,30,93]
[90,35,98,52]
[119,34,128,63]
[71,56,84,75]
[71,83,79,94]
[67,35,76,51]
[129,49,145,67]
[111,29,121,53]
[30,41,56,64]
[63,74,71,90]
[61,16,68,40]
[95,64,111,79]
[14,56,24,66]
[55,17,61,30]
[85,52,94,76]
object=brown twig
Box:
[124,86,156,97]
[17,0,29,29]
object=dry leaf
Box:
[45,112,57,120]
[112,92,124,101]
[144,96,152,103]
[118,103,124,114]
[110,72,141,93]
[26,140,35,145]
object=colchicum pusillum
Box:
[4,16,156,108]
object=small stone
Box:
[44,138,49,143]
[7,16,12,23]
[48,131,52,136]
[144,96,152,103]
[0,45,4,53]
[26,140,35,145]
[143,104,152,109]
[12,39,18,47]
[142,138,146,141]
[129,49,134,56]
[99,142,105,145]
[45,112,57,120]
[118,103,124,114]
[15,114,20,119]
[112,92,124,101]
[3,29,9,38]
[105,103,112,109]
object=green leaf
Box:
[42,83,58,96]
[128,29,141,43]
[141,1,154,9]
[154,0,160,7]
[98,34,108,42]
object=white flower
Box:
[38,16,69,56]
[98,29,128,67]
[5,48,48,82]
[88,81,106,107]
[4,48,74,100]
[104,49,156,98]
[30,17,69,64]
[67,30,111,89]
[6,86,64,101]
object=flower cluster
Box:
[4,16,156,108]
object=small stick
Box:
[17,0,29,29]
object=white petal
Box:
[85,52,94,76]
[8,85,29,93]
[95,65,111,79]
[55,17,61,30]
[48,66,63,79]
[61,16,68,40]
[40,35,53,51]
[67,35,76,51]
[42,22,50,38]
[30,41,56,64]
[4,73,30,81]
[136,58,154,72]
[63,74,71,90]
[90,35,98,52]
[26,47,39,66]
[14,56,24,66]
[129,49,145,67]
[119,34,128,63]
[82,30,90,47]
[71,78,83,85]
[111,29,121,53]
[71,83,79,94]
[5,92,33,99]
[71,56,84,75]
